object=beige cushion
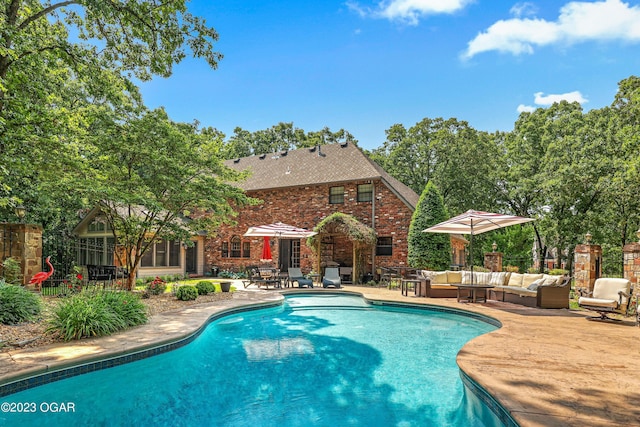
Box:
[461,271,474,285]
[592,278,631,305]
[489,272,509,287]
[541,275,561,286]
[475,272,491,285]
[578,297,619,309]
[431,271,449,284]
[522,274,544,287]
[447,271,462,284]
[507,273,524,287]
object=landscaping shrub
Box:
[47,291,147,341]
[146,276,166,295]
[176,285,198,301]
[0,284,42,324]
[196,281,215,295]
[1,257,23,284]
[97,291,148,327]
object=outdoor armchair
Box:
[578,278,632,321]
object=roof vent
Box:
[259,153,266,159]
[339,141,348,147]
[281,150,288,156]
[233,158,241,163]
[308,146,316,153]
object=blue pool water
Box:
[1,294,502,426]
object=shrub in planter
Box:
[97,291,148,327]
[196,281,215,295]
[146,276,167,295]
[176,285,198,301]
[0,284,42,324]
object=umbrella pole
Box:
[470,221,474,285]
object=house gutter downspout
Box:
[371,180,376,281]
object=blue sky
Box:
[139,0,640,150]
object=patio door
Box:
[186,242,198,275]
[278,239,300,271]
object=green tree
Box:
[83,109,255,289]
[407,182,450,269]
[0,0,221,221]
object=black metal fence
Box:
[40,234,126,296]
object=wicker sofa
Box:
[419,270,571,309]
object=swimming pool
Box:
[1,294,506,426]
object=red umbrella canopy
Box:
[260,236,272,262]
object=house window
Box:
[78,237,115,265]
[221,242,229,258]
[357,183,373,202]
[243,242,251,258]
[87,217,111,233]
[140,239,181,267]
[329,186,344,204]
[230,236,241,258]
[376,237,393,256]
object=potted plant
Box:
[219,281,232,292]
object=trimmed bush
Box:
[176,285,198,301]
[0,284,42,324]
[196,281,215,295]
[47,291,147,341]
[146,276,166,295]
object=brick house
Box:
[205,142,420,281]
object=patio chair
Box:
[288,268,313,288]
[242,266,261,288]
[339,267,353,284]
[578,278,632,321]
[322,267,341,288]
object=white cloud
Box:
[347,0,473,25]
[517,104,537,113]
[463,0,640,59]
[533,90,588,105]
[509,2,537,18]
[517,90,588,114]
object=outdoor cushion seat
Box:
[578,278,632,321]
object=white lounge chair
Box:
[578,278,632,321]
[322,267,341,288]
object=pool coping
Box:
[2,286,639,427]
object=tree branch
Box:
[18,1,79,30]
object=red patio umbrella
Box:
[260,236,272,262]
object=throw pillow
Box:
[527,279,543,291]
[507,273,524,287]
[461,271,474,285]
[489,272,507,287]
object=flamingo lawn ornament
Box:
[29,256,54,289]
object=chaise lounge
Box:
[322,267,341,288]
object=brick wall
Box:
[204,180,413,276]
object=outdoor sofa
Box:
[418,270,571,309]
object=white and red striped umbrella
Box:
[244,222,317,238]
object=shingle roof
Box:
[225,143,419,210]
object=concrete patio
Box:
[1,284,639,427]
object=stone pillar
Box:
[0,223,42,286]
[484,252,503,272]
[623,242,640,291]
[574,243,602,294]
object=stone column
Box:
[623,242,640,291]
[484,252,503,272]
[0,223,42,285]
[574,243,602,294]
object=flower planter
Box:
[220,281,232,292]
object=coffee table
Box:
[451,284,494,303]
